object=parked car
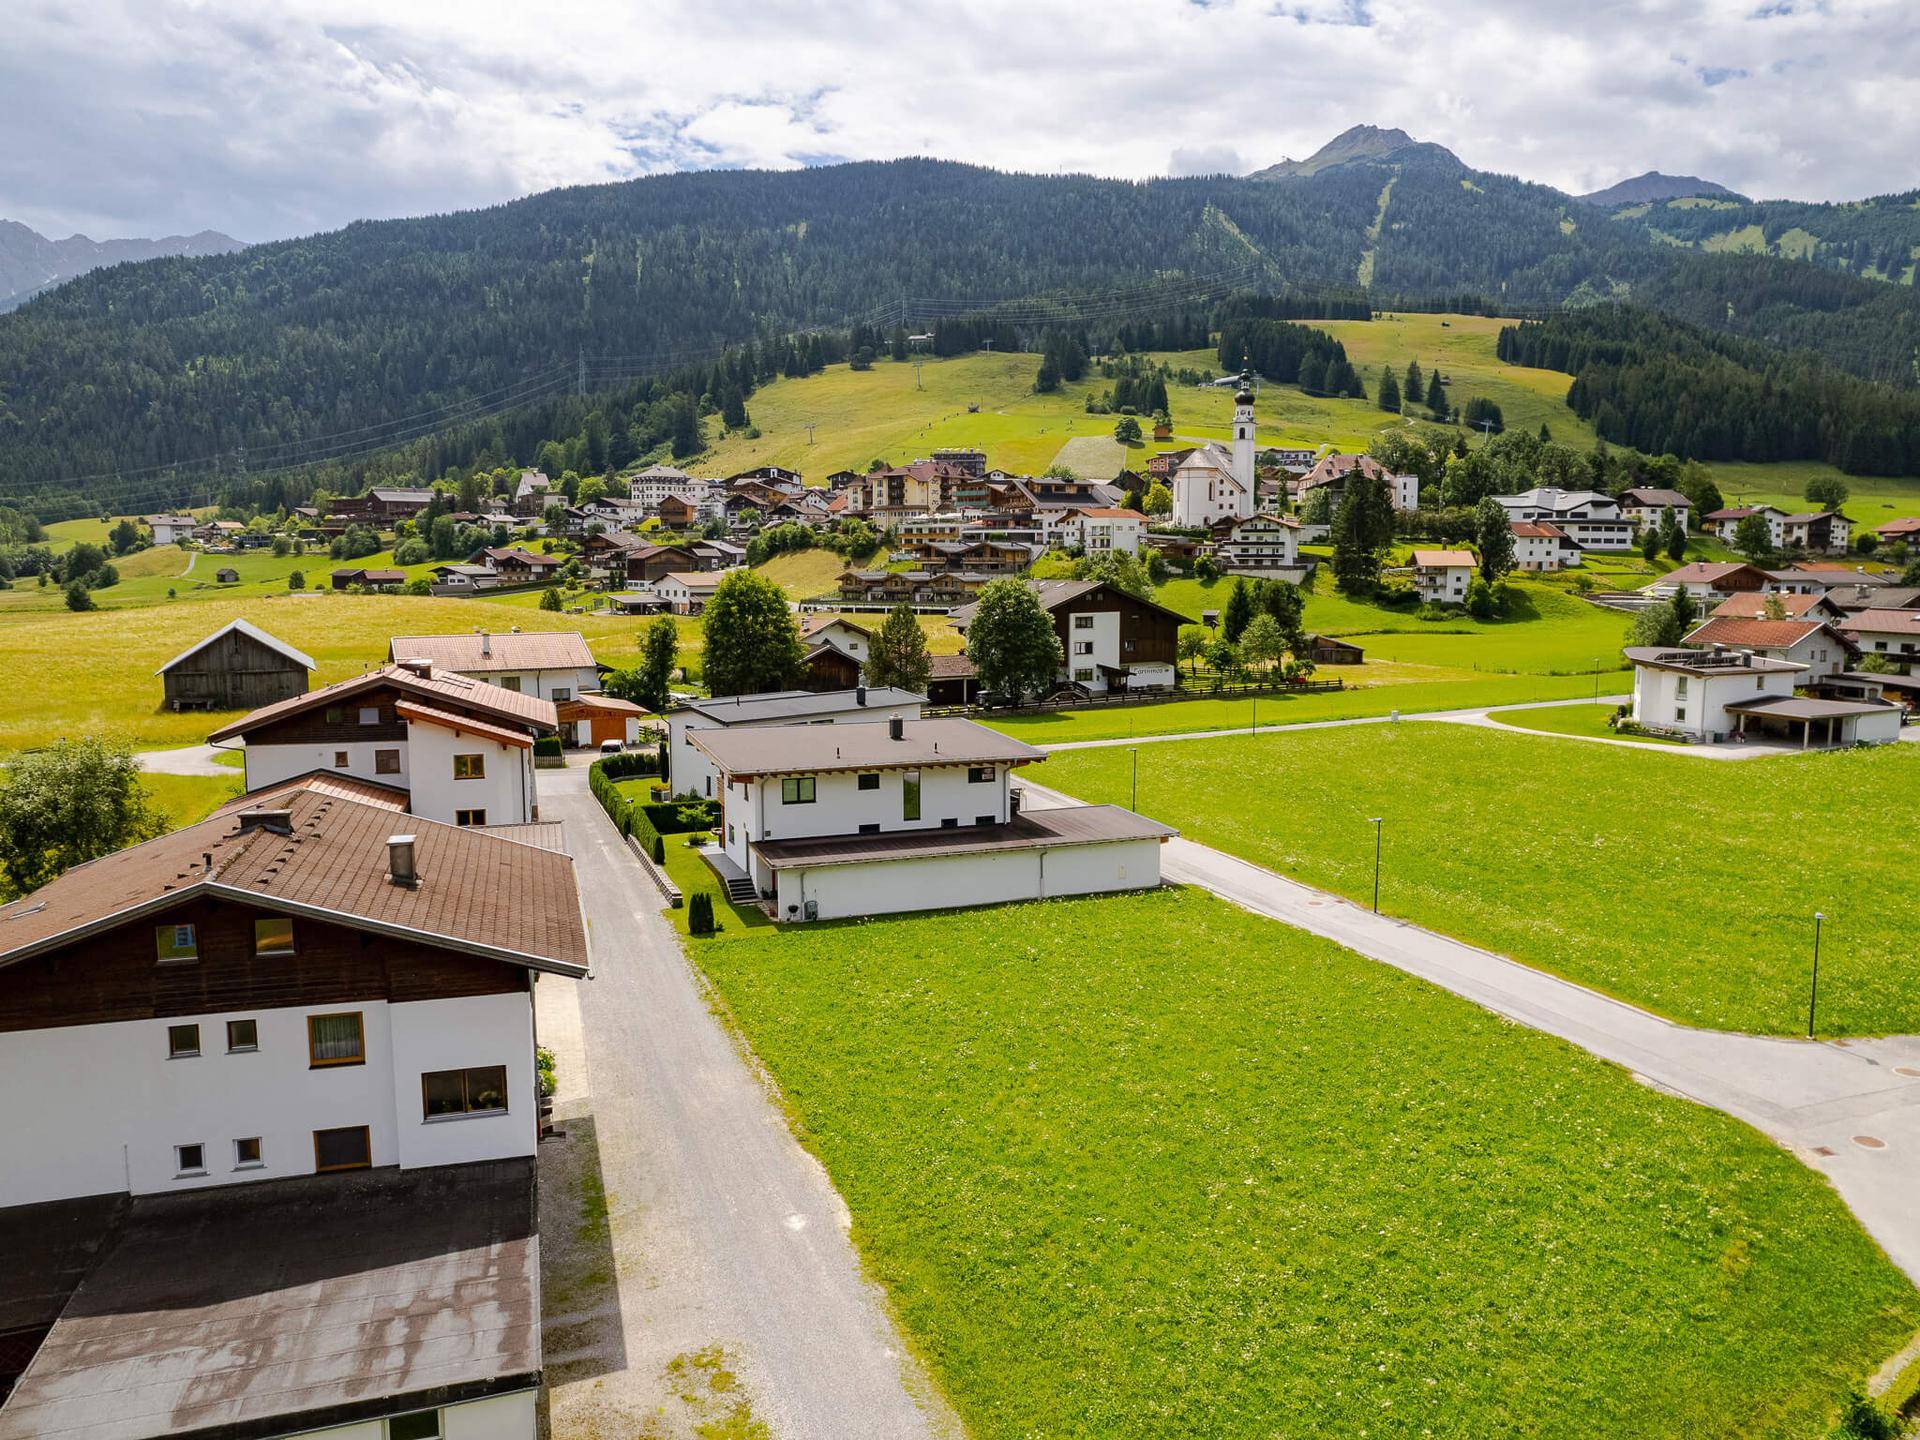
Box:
[599,738,625,755]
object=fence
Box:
[926,675,1343,719]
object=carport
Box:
[1724,694,1904,748]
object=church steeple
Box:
[1230,357,1256,498]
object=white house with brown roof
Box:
[144,513,197,545]
[210,662,558,827]
[389,629,600,702]
[1215,512,1301,572]
[1682,616,1858,681]
[1839,609,1920,672]
[1703,505,1788,547]
[652,570,724,614]
[1510,521,1581,572]
[689,715,1173,921]
[1410,549,1476,603]
[1619,488,1692,535]
[1779,511,1853,555]
[1294,453,1420,513]
[1060,506,1148,555]
[0,774,583,1439]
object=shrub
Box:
[535,1046,557,1098]
[687,892,716,936]
[533,735,563,758]
[64,580,94,611]
[288,570,305,591]
[651,835,665,864]
[1834,1389,1895,1440]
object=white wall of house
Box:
[1414,564,1473,603]
[723,762,1012,879]
[295,1389,538,1440]
[246,737,411,794]
[806,622,869,660]
[1624,504,1690,536]
[1219,518,1299,570]
[1065,610,1120,686]
[406,722,537,825]
[1512,534,1579,571]
[670,703,924,798]
[462,665,599,702]
[0,991,535,1208]
[770,836,1163,921]
[1631,665,1796,740]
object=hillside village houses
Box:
[1215,512,1302,573]
[1704,504,1788,547]
[0,773,586,1440]
[1293,452,1421,514]
[211,661,557,828]
[690,713,1174,922]
[144,513,197,545]
[1491,487,1633,551]
[1618,487,1693,535]
[950,578,1189,694]
[1410,549,1477,604]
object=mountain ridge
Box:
[1247,124,1463,181]
[0,220,244,312]
[1576,172,1746,207]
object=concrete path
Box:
[134,743,238,777]
[1017,778,1920,1285]
[537,764,954,1440]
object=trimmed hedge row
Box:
[588,751,666,850]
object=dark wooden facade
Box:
[802,646,862,692]
[161,627,310,712]
[1047,582,1184,667]
[0,900,525,1036]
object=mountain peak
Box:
[1248,125,1459,181]
[1576,171,1746,207]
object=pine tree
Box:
[1223,576,1255,642]
[1403,360,1425,406]
[864,602,933,694]
[1425,374,1450,420]
[1377,367,1401,413]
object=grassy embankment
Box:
[692,887,1920,1439]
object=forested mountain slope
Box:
[0,220,242,311]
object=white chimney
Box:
[479,630,491,657]
[387,834,419,887]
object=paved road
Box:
[1017,779,1920,1285]
[539,763,954,1440]
[135,743,239,777]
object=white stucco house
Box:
[1704,505,1788,547]
[1493,488,1632,551]
[1215,513,1301,572]
[388,629,601,702]
[798,615,873,664]
[1061,506,1149,555]
[689,715,1174,922]
[1410,549,1476,604]
[1510,521,1582,571]
[668,686,927,798]
[210,661,557,827]
[1681,616,1858,681]
[1626,644,1900,745]
[1619,488,1693,536]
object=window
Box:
[498,676,522,692]
[155,922,197,963]
[388,1411,442,1440]
[453,753,485,780]
[175,1143,206,1175]
[254,917,295,957]
[233,1136,263,1168]
[226,1019,258,1053]
[422,1064,509,1119]
[324,706,344,724]
[313,1125,372,1172]
[358,706,380,726]
[968,766,995,783]
[552,687,571,702]
[857,772,880,791]
[455,808,487,827]
[308,1012,365,1068]
[780,776,816,805]
[168,1023,201,1058]
[1074,640,1093,655]
[374,748,401,775]
[1073,614,1094,630]
[901,768,921,822]
[333,750,350,769]
[1073,668,1096,682]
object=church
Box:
[1171,370,1257,528]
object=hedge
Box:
[533,735,563,758]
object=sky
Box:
[5,0,1918,242]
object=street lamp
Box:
[1370,817,1384,914]
[1128,746,1138,812]
[1808,911,1826,1039]
[1252,694,1258,733]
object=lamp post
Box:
[1594,657,1602,703]
[1808,911,1825,1039]
[1128,747,1138,812]
[1252,694,1258,734]
[1369,817,1384,914]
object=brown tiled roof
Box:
[1839,610,1920,637]
[1510,521,1571,539]
[1709,593,1827,620]
[799,614,872,640]
[389,629,595,673]
[1683,617,1844,650]
[0,779,586,976]
[216,770,411,814]
[1621,487,1692,507]
[1412,549,1476,568]
[927,653,977,678]
[394,699,536,749]
[752,803,1174,869]
[1877,516,1920,537]
[689,717,1043,777]
[1658,561,1765,585]
[209,664,556,742]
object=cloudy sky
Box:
[6,0,1917,242]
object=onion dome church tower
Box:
[1231,365,1256,494]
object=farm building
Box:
[1305,634,1365,665]
[155,619,315,712]
[214,567,240,584]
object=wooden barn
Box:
[156,619,315,712]
[1306,633,1365,665]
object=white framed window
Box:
[233,1136,263,1169]
[781,776,816,804]
[175,1143,206,1175]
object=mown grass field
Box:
[694,887,1920,1439]
[1040,723,1920,1035]
[141,771,243,828]
[1490,701,1682,744]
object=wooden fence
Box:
[926,675,1343,719]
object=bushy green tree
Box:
[1112,416,1142,444]
[1222,576,1255,642]
[1070,550,1153,600]
[1474,497,1513,581]
[1176,623,1209,675]
[1804,475,1850,512]
[966,579,1063,702]
[64,580,94,611]
[1143,481,1172,516]
[1733,512,1774,560]
[630,616,680,712]
[0,739,162,897]
[701,569,805,696]
[1240,613,1286,670]
[863,603,933,695]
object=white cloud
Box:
[1,0,1916,240]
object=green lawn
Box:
[693,887,1920,1439]
[1038,724,1920,1035]
[1492,701,1684,744]
[141,771,243,829]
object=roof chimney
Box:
[889,715,905,741]
[387,835,419,888]
[856,684,867,707]
[479,630,491,657]
[235,808,293,836]
[397,656,432,678]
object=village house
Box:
[1875,516,1920,546]
[1703,505,1788,547]
[1294,453,1420,514]
[1306,634,1366,666]
[332,487,434,525]
[429,561,501,593]
[836,569,991,608]
[924,653,981,705]
[1682,616,1858,681]
[329,566,405,591]
[668,686,927,798]
[557,692,650,748]
[0,775,586,1439]
[950,578,1191,694]
[799,615,872,665]
[650,570,724,615]
[210,661,558,827]
[1838,609,1920,672]
[1643,560,1773,604]
[1410,549,1477,604]
[388,629,601,702]
[1059,507,1148,555]
[1492,488,1632,551]
[690,715,1173,922]
[156,618,314,713]
[512,469,553,517]
[1778,511,1854,555]
[1710,591,1847,623]
[471,545,564,585]
[1214,512,1301,573]
[1509,521,1582,571]
[1619,488,1693,535]
[144,513,197,545]
[1626,644,1901,746]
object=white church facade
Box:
[1171,372,1258,528]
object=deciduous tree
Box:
[701,570,805,696]
[0,739,162,897]
[864,603,933,695]
[966,579,1063,702]
[1474,497,1514,582]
